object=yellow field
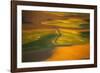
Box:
[22,11,90,61]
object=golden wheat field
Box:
[22,11,90,62]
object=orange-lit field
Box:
[22,11,90,62]
[47,43,90,61]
